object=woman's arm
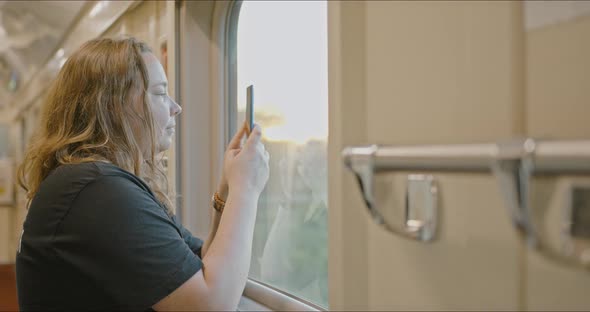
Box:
[154,189,260,311]
[201,124,237,257]
[178,125,240,259]
[153,124,269,311]
[200,186,225,257]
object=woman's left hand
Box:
[216,122,248,201]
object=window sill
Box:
[238,295,272,312]
[239,279,324,312]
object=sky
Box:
[237,0,328,144]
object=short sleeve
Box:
[173,215,204,258]
[52,175,202,310]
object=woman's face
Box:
[142,52,181,153]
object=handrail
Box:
[343,140,590,174]
[342,138,590,270]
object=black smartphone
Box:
[246,85,254,135]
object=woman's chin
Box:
[157,138,172,153]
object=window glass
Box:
[236,0,328,307]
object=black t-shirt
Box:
[16,162,203,311]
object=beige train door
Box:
[524,2,590,310]
[327,1,525,310]
[328,1,590,310]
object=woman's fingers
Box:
[256,141,266,156]
[228,122,248,149]
[244,124,262,150]
[228,148,240,157]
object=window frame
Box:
[225,1,327,310]
[177,0,327,310]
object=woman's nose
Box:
[170,98,182,116]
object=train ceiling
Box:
[0,1,86,109]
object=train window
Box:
[234,0,328,308]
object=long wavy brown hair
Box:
[18,37,174,211]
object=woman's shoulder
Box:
[62,163,168,225]
[36,161,152,206]
[26,162,156,237]
[34,161,161,219]
[47,161,144,187]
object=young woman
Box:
[15,37,269,311]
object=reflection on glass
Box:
[237,0,328,307]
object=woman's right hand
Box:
[224,123,270,197]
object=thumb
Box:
[228,122,248,149]
[244,124,262,148]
